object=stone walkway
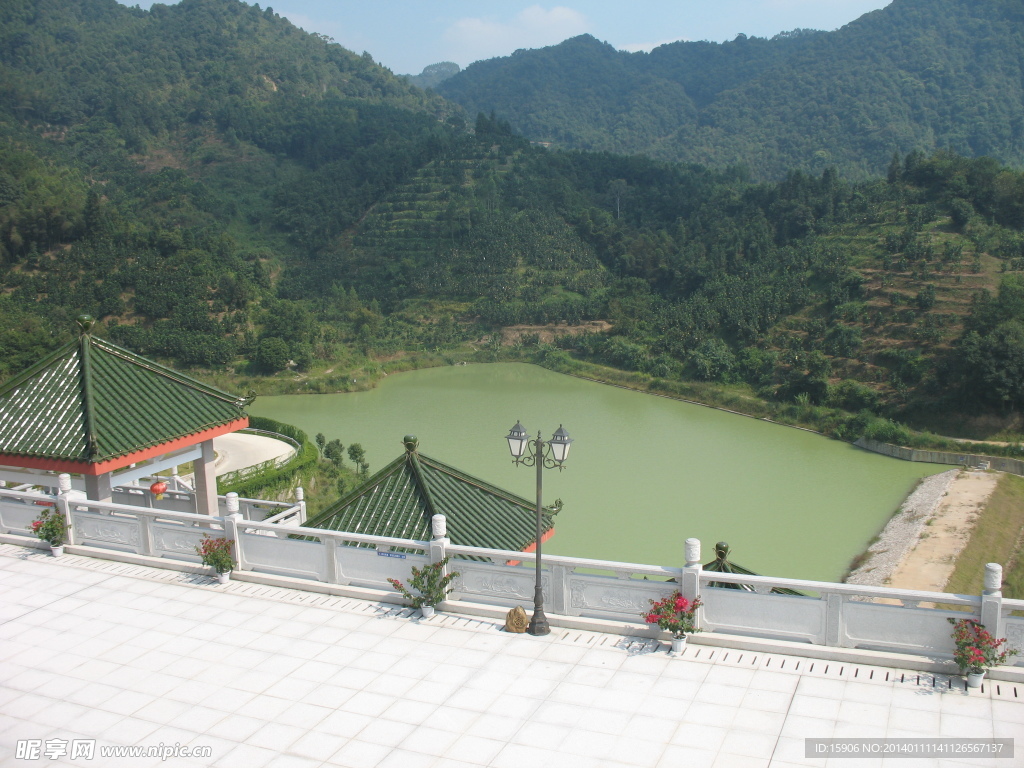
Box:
[0,545,1021,768]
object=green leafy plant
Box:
[388,557,460,608]
[643,591,703,639]
[30,507,67,547]
[196,535,234,574]
[948,618,1018,673]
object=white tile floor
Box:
[0,545,1021,768]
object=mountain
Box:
[3,0,1024,435]
[0,0,464,371]
[402,62,461,90]
[437,0,1024,179]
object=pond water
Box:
[252,363,939,582]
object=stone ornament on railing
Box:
[685,537,701,566]
[431,514,446,540]
[985,563,1003,593]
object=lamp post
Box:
[504,421,573,636]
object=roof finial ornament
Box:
[403,435,419,453]
[76,314,95,336]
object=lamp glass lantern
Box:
[505,421,529,459]
[549,425,573,464]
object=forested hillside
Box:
[3,0,1024,441]
[438,0,1024,180]
[0,0,462,375]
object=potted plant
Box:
[196,535,234,584]
[644,591,703,654]
[388,557,459,618]
[30,507,67,556]
[948,617,1018,687]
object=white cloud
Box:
[443,6,591,66]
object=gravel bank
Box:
[844,469,960,587]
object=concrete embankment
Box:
[845,469,959,587]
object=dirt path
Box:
[886,469,999,593]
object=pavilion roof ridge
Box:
[305,440,554,552]
[0,328,250,467]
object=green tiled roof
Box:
[307,438,556,552]
[704,541,804,596]
[0,325,251,464]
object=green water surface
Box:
[252,363,939,582]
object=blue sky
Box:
[126,1,894,75]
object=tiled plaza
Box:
[0,544,1021,768]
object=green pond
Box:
[252,363,939,582]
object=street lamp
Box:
[504,421,573,636]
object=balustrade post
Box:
[223,493,246,571]
[683,537,703,629]
[296,487,307,525]
[430,514,454,601]
[824,593,845,647]
[323,536,341,584]
[981,562,1004,638]
[682,538,702,601]
[57,474,74,547]
[549,565,569,616]
[138,515,154,556]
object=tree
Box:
[255,337,290,372]
[324,439,344,466]
[607,179,630,220]
[347,443,368,476]
[961,321,1024,410]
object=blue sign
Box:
[377,551,407,559]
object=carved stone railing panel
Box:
[453,563,546,608]
[843,601,963,654]
[239,532,326,582]
[334,545,429,588]
[151,524,206,559]
[567,574,670,620]
[1003,617,1024,659]
[0,500,42,535]
[73,512,141,550]
[702,587,824,643]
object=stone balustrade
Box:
[1,477,1022,677]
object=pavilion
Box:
[306,435,557,554]
[0,316,252,514]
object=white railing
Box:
[5,477,1022,672]
[112,478,299,522]
[0,487,63,537]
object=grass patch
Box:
[943,473,1024,600]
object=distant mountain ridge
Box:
[438,0,1024,179]
[401,62,461,90]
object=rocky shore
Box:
[845,469,960,587]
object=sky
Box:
[124,1,894,75]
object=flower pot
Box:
[50,544,64,557]
[216,571,230,585]
[419,605,435,619]
[670,636,687,655]
[966,671,985,688]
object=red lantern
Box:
[150,480,168,500]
